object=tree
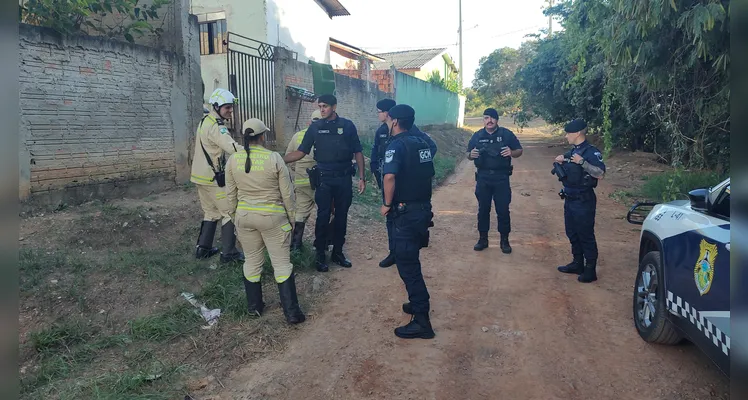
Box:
[426,69,461,94]
[471,41,537,116]
[19,0,170,43]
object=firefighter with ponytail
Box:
[224,118,305,324]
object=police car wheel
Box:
[632,251,683,345]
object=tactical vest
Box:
[375,123,390,163]
[393,133,435,203]
[313,118,353,164]
[562,145,598,190]
[473,128,512,172]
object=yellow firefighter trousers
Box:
[234,210,293,283]
[197,184,232,225]
[295,184,315,223]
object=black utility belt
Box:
[391,201,431,213]
[477,166,513,174]
[560,189,595,201]
[318,168,352,178]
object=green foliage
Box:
[426,70,461,94]
[514,0,730,172]
[19,0,170,43]
[641,169,724,202]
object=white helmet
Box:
[209,88,236,108]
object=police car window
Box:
[711,184,730,219]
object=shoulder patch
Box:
[419,148,433,163]
[385,149,395,163]
[219,126,229,135]
[594,151,603,161]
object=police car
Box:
[626,177,730,375]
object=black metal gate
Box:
[226,33,278,144]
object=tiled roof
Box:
[372,48,447,70]
[314,0,351,18]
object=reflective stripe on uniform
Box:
[275,275,290,283]
[237,201,285,213]
[216,191,227,200]
[295,178,310,185]
[246,274,262,283]
[191,174,214,184]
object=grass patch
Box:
[640,169,726,202]
[129,305,198,342]
[30,319,98,353]
[20,249,86,291]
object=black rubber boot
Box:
[473,232,488,251]
[379,252,396,268]
[220,221,245,264]
[402,302,414,315]
[243,278,264,316]
[290,222,305,251]
[278,274,306,324]
[195,220,220,259]
[331,247,352,268]
[395,313,435,339]
[578,259,598,283]
[557,255,585,274]
[500,234,512,254]
[316,251,329,272]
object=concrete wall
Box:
[18,10,202,205]
[273,48,391,151]
[266,0,331,64]
[394,71,460,126]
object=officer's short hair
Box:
[317,94,337,106]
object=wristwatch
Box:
[383,203,392,207]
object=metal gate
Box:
[226,33,279,144]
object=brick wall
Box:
[19,19,202,205]
[273,48,393,151]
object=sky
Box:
[328,0,562,89]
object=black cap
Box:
[388,104,415,120]
[564,119,587,133]
[317,94,337,106]
[376,98,396,112]
[483,108,499,120]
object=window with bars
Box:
[199,19,228,55]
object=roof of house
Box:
[314,0,351,18]
[372,48,447,70]
[329,37,385,62]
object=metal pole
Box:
[548,0,553,35]
[458,0,463,88]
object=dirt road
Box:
[211,131,729,399]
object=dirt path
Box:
[210,131,729,400]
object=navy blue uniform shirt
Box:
[370,123,390,172]
[298,114,363,171]
[467,127,522,153]
[562,140,606,193]
[382,129,438,177]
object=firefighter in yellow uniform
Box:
[285,110,321,250]
[225,118,305,324]
[191,88,245,263]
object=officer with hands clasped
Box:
[552,119,606,283]
[467,108,523,253]
[284,94,366,272]
[380,104,436,340]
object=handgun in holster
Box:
[306,166,321,189]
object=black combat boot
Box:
[278,274,306,324]
[557,255,585,274]
[395,313,435,339]
[473,232,488,251]
[578,259,598,283]
[220,221,245,264]
[402,302,414,315]
[195,220,220,259]
[379,252,395,268]
[500,234,512,254]
[290,222,305,251]
[316,251,329,272]
[243,278,264,316]
[331,247,352,268]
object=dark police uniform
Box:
[378,125,438,269]
[382,104,436,339]
[371,122,390,191]
[298,113,362,270]
[554,122,606,283]
[468,126,522,252]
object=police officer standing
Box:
[467,108,523,253]
[380,104,436,339]
[191,88,245,264]
[284,94,366,272]
[285,110,322,251]
[553,119,606,283]
[371,98,396,191]
[225,118,305,324]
